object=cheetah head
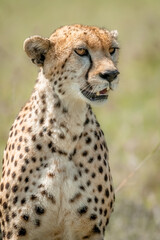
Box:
[24,25,120,105]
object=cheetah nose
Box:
[99,70,120,82]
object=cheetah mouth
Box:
[81,87,109,102]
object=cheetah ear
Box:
[110,30,118,40]
[24,35,50,66]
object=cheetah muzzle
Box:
[0,24,120,240]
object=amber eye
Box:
[109,48,116,55]
[75,48,88,56]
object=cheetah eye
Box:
[74,48,88,57]
[109,48,116,55]
[109,47,119,56]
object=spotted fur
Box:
[0,24,120,240]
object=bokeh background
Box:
[0,0,160,239]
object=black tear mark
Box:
[85,53,93,80]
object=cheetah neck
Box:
[30,71,88,153]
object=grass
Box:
[0,0,160,239]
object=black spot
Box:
[79,163,83,168]
[48,141,53,148]
[22,214,29,221]
[36,144,42,150]
[59,133,65,139]
[48,194,56,204]
[27,125,32,133]
[104,209,107,216]
[7,169,10,176]
[88,157,94,163]
[18,176,22,181]
[77,206,88,215]
[92,225,101,234]
[12,185,18,193]
[6,193,9,199]
[99,208,103,215]
[94,144,98,151]
[103,160,107,166]
[82,151,88,157]
[35,206,45,215]
[98,166,103,174]
[106,218,109,226]
[35,219,40,226]
[40,118,44,124]
[97,184,102,192]
[14,161,17,167]
[90,214,97,220]
[25,158,29,164]
[13,196,18,204]
[17,145,21,151]
[100,144,103,151]
[25,177,29,183]
[104,152,107,159]
[62,107,68,113]
[32,135,36,141]
[54,101,61,108]
[105,188,109,198]
[69,192,82,203]
[94,196,98,203]
[74,175,78,181]
[91,172,96,178]
[31,157,36,162]
[5,214,10,222]
[86,137,91,144]
[84,118,90,125]
[0,183,4,191]
[21,198,26,205]
[18,228,26,236]
[51,147,56,153]
[25,146,29,152]
[21,165,26,172]
[72,135,77,141]
[78,170,82,177]
[101,198,105,204]
[31,195,37,200]
[87,198,92,203]
[85,168,89,173]
[39,132,43,138]
[104,174,108,182]
[86,180,91,186]
[58,150,67,155]
[79,185,85,191]
[5,182,10,189]
[99,220,102,227]
[97,154,101,161]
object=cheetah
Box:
[0,24,120,240]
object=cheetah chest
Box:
[32,128,115,238]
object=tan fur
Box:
[0,24,119,240]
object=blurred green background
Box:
[0,0,160,239]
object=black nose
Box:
[99,70,120,82]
